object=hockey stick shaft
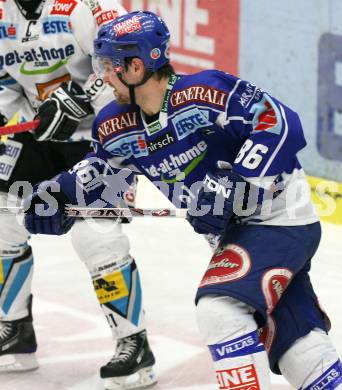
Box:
[0,206,187,218]
[0,120,40,136]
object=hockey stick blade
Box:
[0,120,40,136]
[0,206,187,218]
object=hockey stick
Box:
[0,206,187,218]
[66,206,187,218]
[0,120,40,136]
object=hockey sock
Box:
[92,255,146,339]
[279,329,342,389]
[300,360,342,390]
[197,295,271,390]
[70,220,146,339]
[209,330,270,390]
[0,246,34,320]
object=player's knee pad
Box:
[279,328,342,389]
[196,294,271,390]
[0,246,34,320]
[70,219,130,271]
[0,193,29,256]
[196,294,258,344]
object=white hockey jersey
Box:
[0,0,126,140]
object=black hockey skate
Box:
[100,330,157,390]
[0,304,38,372]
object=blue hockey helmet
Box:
[93,11,170,77]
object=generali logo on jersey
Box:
[170,85,228,109]
[51,0,77,16]
[97,112,138,143]
[216,364,261,390]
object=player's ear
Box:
[131,57,145,76]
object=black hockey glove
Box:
[0,113,7,127]
[34,81,94,141]
[0,112,8,155]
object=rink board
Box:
[308,176,342,225]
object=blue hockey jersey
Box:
[70,70,318,226]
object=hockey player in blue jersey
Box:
[24,11,342,390]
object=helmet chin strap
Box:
[117,71,153,106]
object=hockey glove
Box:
[0,112,7,127]
[34,81,94,141]
[187,163,246,236]
[0,113,7,155]
[24,179,75,235]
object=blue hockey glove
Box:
[24,179,75,235]
[187,163,246,236]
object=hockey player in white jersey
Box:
[0,2,156,389]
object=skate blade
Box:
[0,353,39,373]
[104,366,157,390]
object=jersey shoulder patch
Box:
[170,70,233,110]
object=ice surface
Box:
[1,178,341,389]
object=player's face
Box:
[102,64,130,105]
